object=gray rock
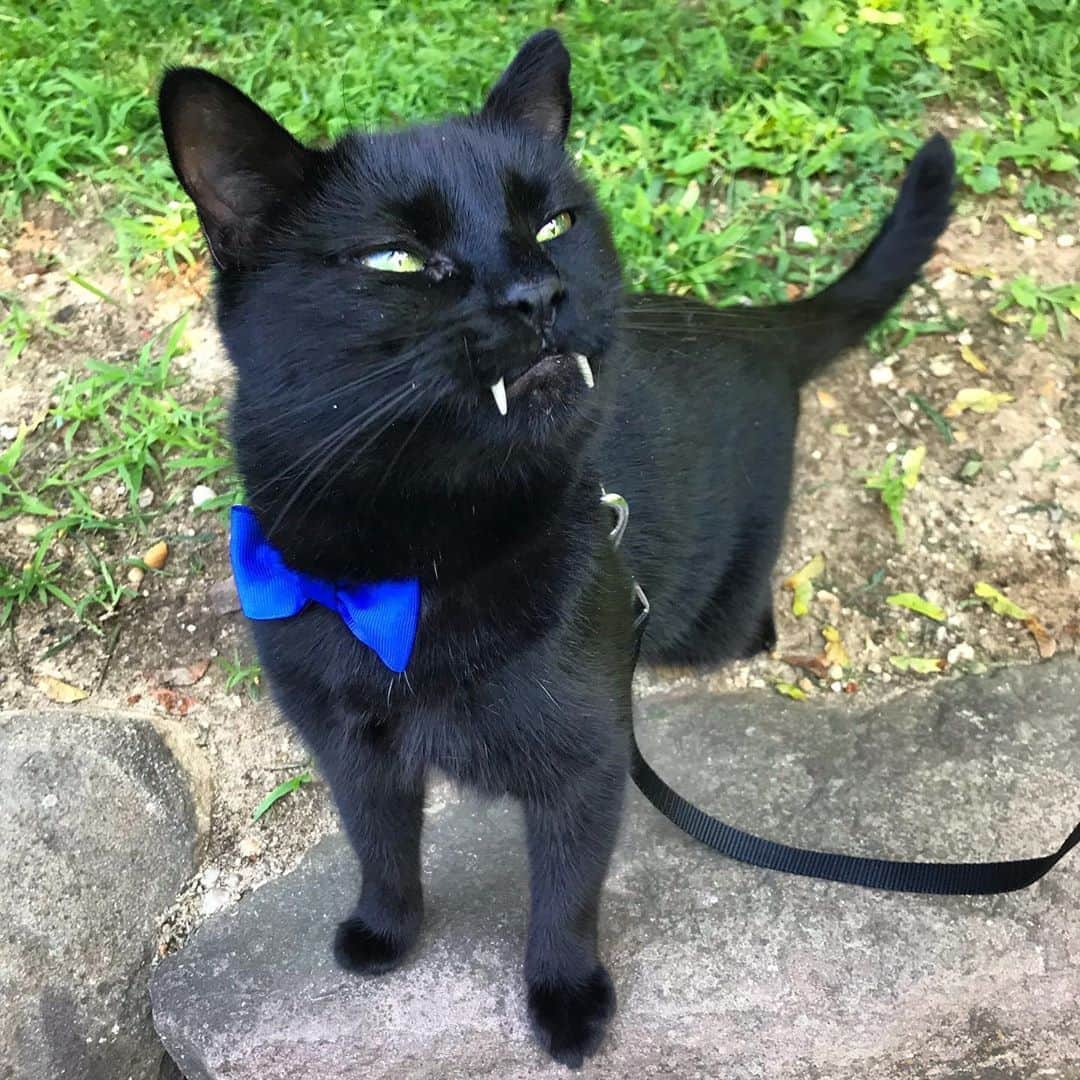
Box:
[1,711,200,1080]
[151,661,1080,1078]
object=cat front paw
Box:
[333,915,414,975]
[527,965,615,1068]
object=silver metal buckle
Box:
[600,489,629,548]
[601,488,649,631]
[632,581,650,629]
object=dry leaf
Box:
[783,553,826,617]
[1003,214,1043,240]
[889,656,946,674]
[782,653,831,679]
[37,675,90,703]
[159,659,211,688]
[786,282,805,301]
[775,682,808,701]
[141,540,169,571]
[1024,616,1057,659]
[13,220,59,255]
[830,422,851,438]
[901,445,926,489]
[959,344,988,373]
[822,625,850,667]
[886,592,947,622]
[151,688,197,715]
[815,388,839,410]
[952,263,997,280]
[973,582,1028,620]
[942,388,1013,418]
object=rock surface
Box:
[1,711,200,1080]
[151,661,1080,1078]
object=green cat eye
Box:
[536,211,573,243]
[361,250,425,273]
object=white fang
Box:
[573,353,595,389]
[490,377,508,416]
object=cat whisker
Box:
[266,380,419,534]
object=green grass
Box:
[252,769,312,822]
[1,0,1077,633]
[218,653,263,701]
[863,445,926,546]
[1,0,1077,287]
[992,276,1080,341]
[0,321,235,628]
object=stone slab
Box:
[1,711,200,1080]
[151,661,1080,1078]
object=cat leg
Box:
[522,759,624,1067]
[319,741,426,975]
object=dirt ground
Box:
[0,177,1077,954]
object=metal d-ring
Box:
[600,490,629,548]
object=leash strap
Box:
[614,499,1079,895]
[629,726,1080,895]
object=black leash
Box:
[610,494,1079,896]
[629,727,1080,895]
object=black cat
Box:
[159,30,953,1068]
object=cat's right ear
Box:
[158,69,311,269]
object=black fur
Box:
[159,29,953,1067]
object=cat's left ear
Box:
[482,30,572,144]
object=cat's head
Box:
[159,31,621,495]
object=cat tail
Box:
[785,133,955,386]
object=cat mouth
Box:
[488,353,594,416]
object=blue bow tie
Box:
[229,505,420,673]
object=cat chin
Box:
[475,376,598,448]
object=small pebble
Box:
[141,540,169,570]
[209,577,242,616]
[869,363,894,386]
[200,867,220,888]
[932,268,959,296]
[200,888,232,917]
[1057,234,1075,248]
[238,835,264,860]
[191,484,217,508]
[793,225,817,248]
[1016,445,1043,471]
[947,643,975,665]
[137,488,154,509]
[126,566,145,587]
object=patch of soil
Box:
[1,180,1077,955]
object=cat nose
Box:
[500,274,564,328]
